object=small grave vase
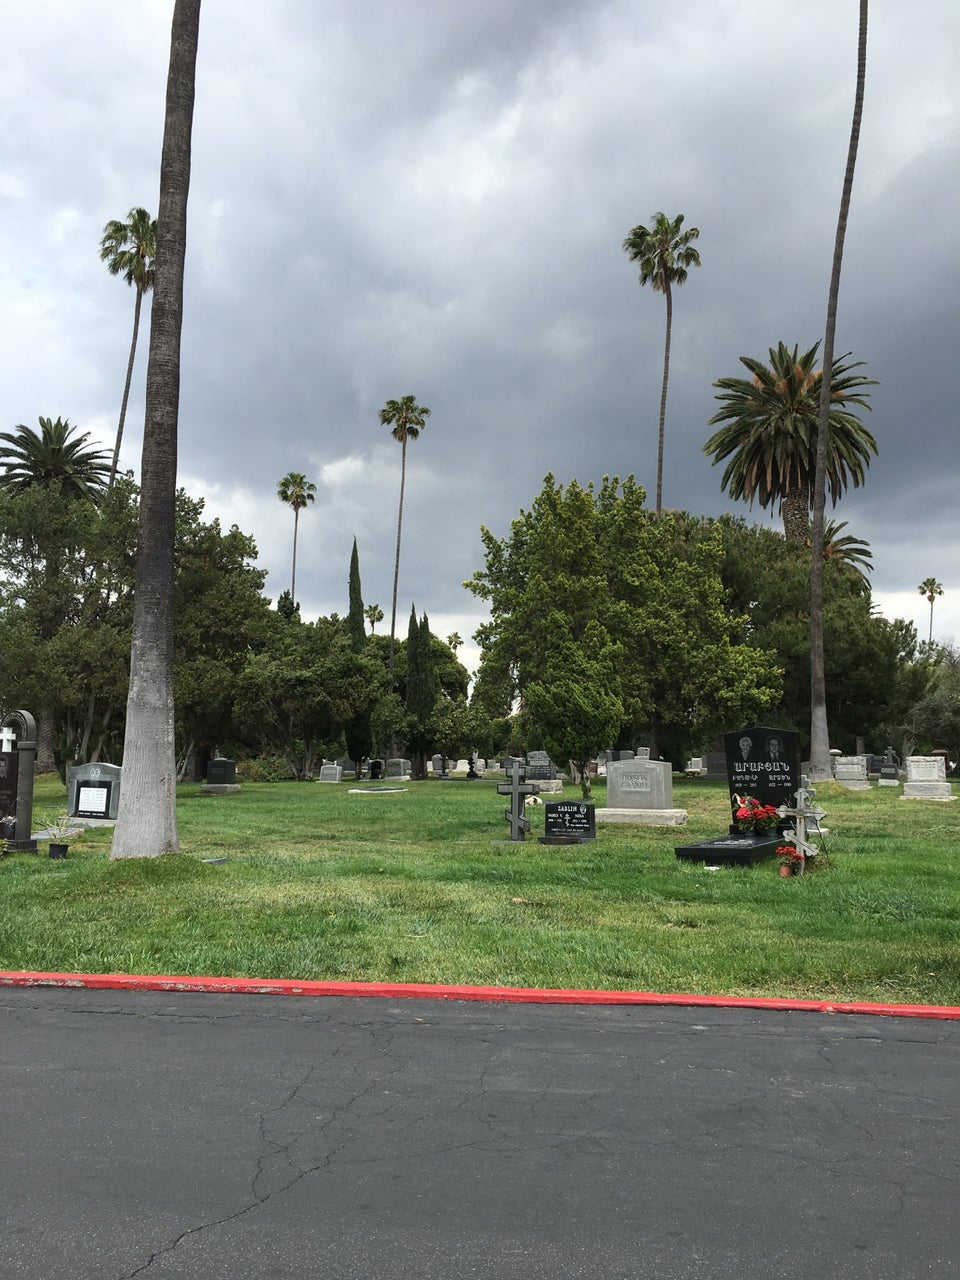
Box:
[48,842,69,860]
[778,861,793,877]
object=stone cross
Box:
[0,727,15,753]
[776,778,826,871]
[496,759,539,841]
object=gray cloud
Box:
[1,0,958,667]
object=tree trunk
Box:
[781,488,809,542]
[388,434,407,684]
[655,281,672,516]
[291,505,299,601]
[112,0,200,858]
[109,286,144,488]
[809,0,867,781]
[35,702,57,774]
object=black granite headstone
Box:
[542,801,595,843]
[0,751,19,825]
[206,758,236,786]
[724,726,800,823]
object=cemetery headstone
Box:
[541,801,595,844]
[703,752,727,780]
[68,761,123,819]
[610,749,634,762]
[2,712,37,851]
[597,757,686,827]
[724,726,799,826]
[525,749,562,792]
[878,763,900,788]
[199,757,240,795]
[386,758,412,780]
[901,756,955,802]
[319,763,343,783]
[369,759,384,780]
[833,755,870,790]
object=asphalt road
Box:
[2,987,958,1279]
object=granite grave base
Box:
[675,832,783,865]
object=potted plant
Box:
[734,795,780,835]
[777,844,803,877]
[44,812,76,859]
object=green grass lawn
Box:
[2,773,958,1004]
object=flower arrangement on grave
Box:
[734,795,779,834]
[777,844,803,869]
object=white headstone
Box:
[319,763,342,783]
[901,756,954,801]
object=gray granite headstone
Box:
[525,750,556,780]
[834,755,870,790]
[386,758,412,779]
[606,757,673,809]
[68,762,122,820]
[319,763,342,783]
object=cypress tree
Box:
[347,537,365,653]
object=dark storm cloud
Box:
[1,0,957,659]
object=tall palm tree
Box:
[704,341,876,541]
[364,603,384,634]
[622,212,701,515]
[809,0,869,779]
[918,578,944,644]
[112,0,201,859]
[0,416,111,500]
[99,207,157,487]
[379,395,430,680]
[276,471,316,603]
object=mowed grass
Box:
[2,774,958,1004]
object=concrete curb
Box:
[2,970,960,1020]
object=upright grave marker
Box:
[496,759,539,842]
[68,762,123,820]
[541,801,595,844]
[0,710,37,852]
[676,725,797,864]
[901,756,955,802]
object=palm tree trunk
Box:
[109,287,144,488]
[291,506,299,601]
[809,0,867,781]
[655,281,672,516]
[388,434,407,684]
[781,488,809,542]
[112,0,200,858]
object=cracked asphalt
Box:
[2,988,958,1279]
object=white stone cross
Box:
[0,726,16,753]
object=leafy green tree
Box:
[276,471,316,603]
[345,539,372,770]
[623,212,701,516]
[99,206,156,485]
[810,0,870,779]
[524,618,623,799]
[712,515,930,754]
[918,577,944,645]
[404,607,438,778]
[347,538,365,653]
[235,615,382,776]
[466,475,780,763]
[379,395,430,681]
[0,417,111,502]
[112,0,201,859]
[909,645,960,767]
[704,342,876,541]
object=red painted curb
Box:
[2,970,959,1020]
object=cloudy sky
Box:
[2,1,958,672]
